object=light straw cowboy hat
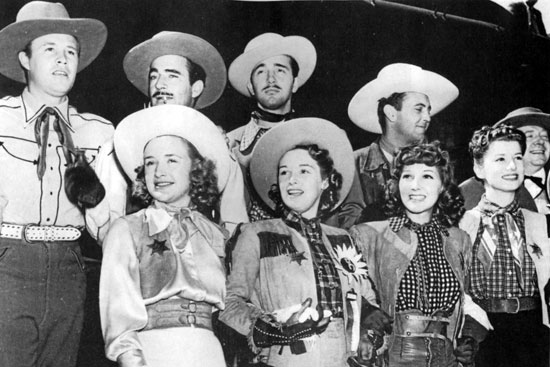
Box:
[228,32,317,97]
[114,105,231,191]
[0,1,107,83]
[494,107,550,131]
[348,63,459,134]
[123,32,227,110]
[250,117,354,211]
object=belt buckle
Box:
[22,224,35,243]
[508,297,520,314]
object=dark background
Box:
[1,0,550,182]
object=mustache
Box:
[262,84,281,92]
[152,91,173,99]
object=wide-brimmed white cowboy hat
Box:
[494,107,550,131]
[348,63,459,134]
[123,31,227,110]
[0,1,107,83]
[228,32,317,97]
[250,118,354,211]
[114,105,231,191]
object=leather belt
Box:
[0,223,81,242]
[474,297,540,314]
[145,298,213,331]
[394,312,450,340]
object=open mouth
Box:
[408,194,426,201]
[502,174,519,180]
[53,70,68,77]
[287,189,303,197]
[154,181,173,189]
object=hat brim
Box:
[348,69,459,134]
[494,113,550,131]
[0,19,107,83]
[228,36,316,97]
[123,33,227,110]
[250,118,354,212]
[114,105,231,191]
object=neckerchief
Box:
[239,109,295,153]
[477,196,525,288]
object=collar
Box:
[361,138,393,172]
[389,213,448,237]
[21,88,73,132]
[239,114,288,152]
[251,108,295,123]
[477,194,520,218]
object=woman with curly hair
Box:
[350,141,491,367]
[460,125,550,367]
[219,118,382,367]
[99,105,232,367]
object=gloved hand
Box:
[252,298,330,349]
[544,278,550,307]
[361,300,393,335]
[64,149,105,209]
[454,336,479,365]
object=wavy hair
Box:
[468,124,526,164]
[131,136,220,221]
[268,144,343,218]
[384,141,464,227]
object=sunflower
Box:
[334,245,368,282]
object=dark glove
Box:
[64,149,105,209]
[361,300,392,335]
[454,336,479,365]
[252,299,330,349]
[544,278,550,307]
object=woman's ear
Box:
[321,178,329,190]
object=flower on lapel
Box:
[334,245,368,282]
[530,243,543,259]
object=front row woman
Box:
[219,118,390,367]
[350,142,491,366]
[459,125,550,367]
[99,105,231,367]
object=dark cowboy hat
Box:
[494,107,550,131]
[0,1,107,83]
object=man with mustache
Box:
[460,107,550,214]
[0,2,113,366]
[227,33,364,228]
[348,63,459,222]
[88,32,248,241]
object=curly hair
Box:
[131,136,220,221]
[268,144,343,218]
[468,124,526,164]
[384,141,464,227]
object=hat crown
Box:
[244,33,284,53]
[17,1,70,22]
[379,63,424,83]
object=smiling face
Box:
[518,125,550,175]
[474,140,524,203]
[143,135,192,207]
[247,55,298,114]
[387,92,432,145]
[18,33,79,99]
[399,163,443,224]
[278,149,328,219]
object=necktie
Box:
[525,175,544,190]
[34,107,75,180]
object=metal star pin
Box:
[148,239,169,256]
[289,251,307,265]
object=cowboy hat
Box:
[0,1,107,83]
[123,32,227,110]
[114,105,231,191]
[228,32,317,97]
[348,63,459,134]
[494,107,550,131]
[250,117,354,211]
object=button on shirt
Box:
[0,89,113,226]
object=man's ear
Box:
[291,77,299,93]
[247,82,255,97]
[473,161,485,180]
[383,105,397,122]
[18,51,30,71]
[191,80,205,99]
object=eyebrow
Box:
[149,67,182,75]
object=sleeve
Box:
[350,224,380,295]
[99,217,148,365]
[218,224,264,336]
[220,157,249,235]
[349,232,378,306]
[85,140,128,245]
